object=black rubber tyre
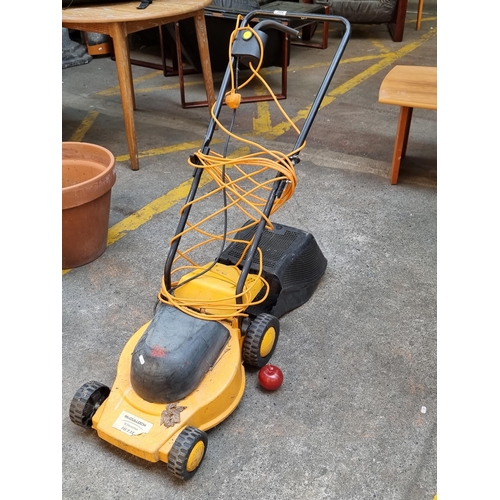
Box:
[69,381,110,429]
[167,426,208,480]
[242,313,280,368]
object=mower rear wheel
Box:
[243,313,280,368]
[69,381,110,429]
[167,426,208,480]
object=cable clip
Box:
[225,91,242,110]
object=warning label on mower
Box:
[112,411,153,436]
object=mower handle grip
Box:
[252,19,299,38]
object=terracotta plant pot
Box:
[62,142,116,269]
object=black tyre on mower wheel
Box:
[167,426,208,480]
[69,381,110,429]
[242,313,280,368]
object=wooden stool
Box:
[378,65,437,185]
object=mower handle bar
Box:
[163,12,351,291]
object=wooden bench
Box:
[378,65,437,184]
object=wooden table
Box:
[378,65,437,184]
[63,0,216,170]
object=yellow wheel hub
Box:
[186,441,205,472]
[259,327,276,357]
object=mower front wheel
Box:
[167,426,208,480]
[69,381,110,429]
[243,313,280,368]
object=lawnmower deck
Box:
[92,318,245,463]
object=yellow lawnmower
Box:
[69,10,350,480]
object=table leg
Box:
[192,10,215,111]
[416,0,424,30]
[391,106,413,184]
[109,22,139,170]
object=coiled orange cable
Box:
[158,18,305,321]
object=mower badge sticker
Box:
[112,411,153,436]
[160,403,187,428]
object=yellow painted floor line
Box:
[109,146,249,246]
[107,174,213,245]
[114,139,223,163]
[370,39,391,54]
[96,70,163,96]
[69,110,100,142]
[256,28,437,139]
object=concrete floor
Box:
[62,2,437,498]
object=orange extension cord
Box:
[158,18,306,321]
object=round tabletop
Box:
[62,0,213,24]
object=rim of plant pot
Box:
[62,142,116,210]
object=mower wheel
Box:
[243,313,280,368]
[69,381,110,429]
[167,426,208,480]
